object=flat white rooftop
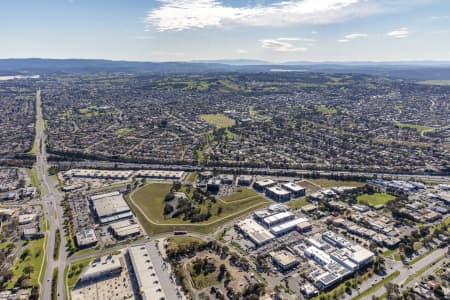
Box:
[266,186,290,196]
[237,218,275,245]
[282,182,305,192]
[128,246,166,300]
[270,217,308,234]
[92,194,130,218]
[80,254,122,281]
[263,211,294,226]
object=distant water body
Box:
[0,75,40,81]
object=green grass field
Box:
[66,257,92,290]
[115,127,135,136]
[288,198,309,209]
[26,167,44,197]
[28,90,41,155]
[357,192,395,206]
[220,188,258,202]
[316,105,337,114]
[395,122,433,132]
[417,80,450,86]
[166,236,205,253]
[309,178,366,188]
[6,238,46,288]
[200,114,236,128]
[184,172,199,183]
[128,183,270,235]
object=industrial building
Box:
[75,228,98,248]
[128,246,166,300]
[253,179,276,192]
[270,217,309,236]
[236,218,275,247]
[265,186,291,202]
[262,211,295,227]
[66,169,133,180]
[282,182,306,198]
[134,170,185,180]
[270,250,299,271]
[110,220,141,239]
[79,254,123,282]
[90,191,133,224]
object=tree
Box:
[24,265,34,278]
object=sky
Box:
[1,0,450,62]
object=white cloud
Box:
[430,15,450,20]
[338,32,368,42]
[344,33,368,39]
[260,39,307,52]
[236,49,248,54]
[278,37,316,42]
[146,0,375,31]
[387,27,409,38]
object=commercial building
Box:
[237,175,253,186]
[253,179,276,192]
[282,182,306,198]
[23,227,42,239]
[322,231,353,249]
[301,204,317,214]
[265,186,291,202]
[352,204,370,213]
[322,232,374,268]
[346,245,374,267]
[218,174,234,185]
[18,214,36,225]
[1,192,16,200]
[134,170,184,180]
[306,238,326,250]
[253,204,290,220]
[128,246,166,300]
[75,228,98,248]
[296,221,313,233]
[110,220,141,239]
[270,250,299,271]
[90,191,133,224]
[79,254,123,282]
[236,218,275,246]
[262,211,295,227]
[206,179,221,193]
[304,246,333,266]
[315,271,341,290]
[67,169,133,180]
[270,217,309,236]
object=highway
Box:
[55,160,449,183]
[35,90,68,300]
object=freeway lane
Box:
[54,160,449,183]
[35,90,68,300]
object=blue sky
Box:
[1,0,450,62]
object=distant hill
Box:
[1,58,450,80]
[191,59,270,65]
